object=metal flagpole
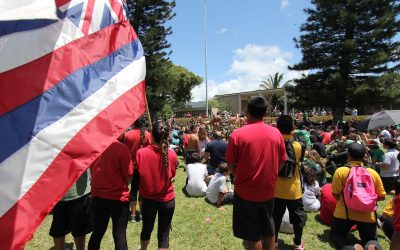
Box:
[204,0,208,117]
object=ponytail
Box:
[152,121,171,181]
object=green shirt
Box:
[62,170,91,201]
[295,129,312,146]
[371,148,385,163]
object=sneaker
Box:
[294,240,304,250]
[129,214,136,223]
[376,218,383,229]
[135,213,142,222]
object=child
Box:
[302,167,321,212]
[206,162,233,210]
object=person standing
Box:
[88,139,133,250]
[273,115,307,250]
[124,116,152,222]
[226,96,286,250]
[136,121,178,250]
[377,139,399,194]
[49,170,92,250]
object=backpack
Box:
[278,139,305,178]
[342,166,377,214]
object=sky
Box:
[167,0,312,102]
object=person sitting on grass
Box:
[185,153,208,197]
[205,162,233,210]
[329,143,386,249]
[302,167,321,212]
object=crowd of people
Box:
[48,96,400,250]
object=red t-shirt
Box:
[321,132,332,145]
[225,120,286,202]
[124,128,152,165]
[136,145,178,202]
[320,184,337,226]
[90,141,133,202]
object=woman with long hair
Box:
[302,167,321,212]
[304,150,327,186]
[124,116,152,222]
[136,121,178,250]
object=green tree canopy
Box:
[289,0,400,122]
[127,0,202,114]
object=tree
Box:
[259,72,291,112]
[208,97,232,112]
[289,0,400,122]
[127,1,202,113]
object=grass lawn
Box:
[26,157,391,250]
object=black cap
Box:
[347,142,366,161]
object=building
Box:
[215,88,288,115]
[174,88,288,117]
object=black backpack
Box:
[278,139,306,178]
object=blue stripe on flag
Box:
[0,38,143,163]
[100,4,115,29]
[0,19,57,37]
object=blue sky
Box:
[167,0,312,101]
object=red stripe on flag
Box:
[0,21,137,116]
[109,0,125,22]
[82,0,95,35]
[0,81,146,250]
[55,0,71,8]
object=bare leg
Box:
[130,201,137,218]
[140,240,150,250]
[53,236,65,250]
[74,235,86,250]
[263,235,275,250]
[247,240,263,250]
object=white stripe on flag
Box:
[0,19,83,73]
[0,0,57,21]
[0,56,146,217]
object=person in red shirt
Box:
[136,121,178,250]
[124,116,152,223]
[319,184,337,226]
[88,138,133,250]
[226,96,286,250]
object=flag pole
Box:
[145,95,152,131]
[204,0,208,118]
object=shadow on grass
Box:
[241,239,292,250]
[318,228,360,248]
[49,242,74,250]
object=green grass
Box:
[26,157,390,250]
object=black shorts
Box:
[381,176,397,192]
[233,193,275,241]
[130,170,142,202]
[49,194,93,238]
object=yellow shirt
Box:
[331,162,386,223]
[383,198,394,218]
[275,134,303,200]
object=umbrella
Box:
[357,110,400,131]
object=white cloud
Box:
[191,44,306,102]
[215,28,227,35]
[281,0,289,10]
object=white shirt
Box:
[380,149,399,177]
[206,173,226,204]
[302,181,321,212]
[185,163,208,197]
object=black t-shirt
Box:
[205,139,228,168]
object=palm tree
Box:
[259,72,292,90]
[259,72,292,114]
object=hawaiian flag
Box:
[0,1,146,249]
